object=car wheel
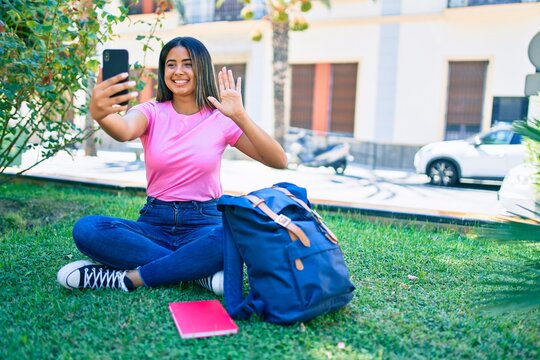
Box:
[333,160,347,175]
[428,160,458,186]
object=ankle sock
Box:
[123,275,136,292]
[195,271,224,296]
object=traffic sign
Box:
[526,31,540,95]
[525,73,540,96]
[529,31,540,71]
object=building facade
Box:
[102,0,540,168]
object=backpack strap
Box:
[223,214,265,320]
[244,194,311,248]
[224,193,309,318]
[272,186,339,244]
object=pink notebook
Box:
[168,300,239,339]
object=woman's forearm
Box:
[95,113,135,142]
[96,114,130,142]
[233,112,288,169]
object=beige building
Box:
[102,0,540,168]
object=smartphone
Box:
[102,49,129,106]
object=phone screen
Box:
[103,49,129,106]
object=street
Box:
[8,150,510,218]
[220,159,506,217]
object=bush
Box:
[0,0,129,174]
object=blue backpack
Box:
[218,182,355,325]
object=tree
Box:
[174,0,332,145]
[0,0,116,176]
[173,0,335,145]
[0,0,169,178]
[239,0,331,146]
[478,118,540,313]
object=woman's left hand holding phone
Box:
[89,69,138,122]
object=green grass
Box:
[0,182,538,359]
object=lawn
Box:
[0,182,538,359]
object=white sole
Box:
[57,260,94,289]
[212,271,224,296]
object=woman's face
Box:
[163,46,195,99]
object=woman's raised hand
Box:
[208,67,245,120]
[89,69,138,122]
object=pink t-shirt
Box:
[132,100,243,202]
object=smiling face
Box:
[163,46,196,100]
[156,37,219,110]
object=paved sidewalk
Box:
[6,149,513,223]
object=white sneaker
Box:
[57,260,129,291]
[57,260,94,289]
[195,271,224,296]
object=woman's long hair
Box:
[156,37,218,110]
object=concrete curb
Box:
[4,173,511,227]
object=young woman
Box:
[57,36,287,294]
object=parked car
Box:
[414,124,525,186]
[498,163,539,219]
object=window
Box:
[213,0,243,21]
[446,124,481,140]
[122,0,156,15]
[445,61,488,140]
[481,130,513,145]
[213,63,246,101]
[180,0,265,23]
[290,65,315,130]
[214,0,266,22]
[491,96,528,124]
[181,0,216,23]
[123,0,264,23]
[448,0,526,8]
[510,133,522,144]
[329,64,357,134]
[290,63,357,135]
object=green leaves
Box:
[513,119,540,143]
[475,114,540,314]
[0,0,129,174]
[476,215,540,314]
[480,261,540,314]
[477,218,540,243]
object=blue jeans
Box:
[72,197,224,287]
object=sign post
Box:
[525,31,540,96]
[526,31,540,113]
[525,31,540,216]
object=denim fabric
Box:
[72,197,224,287]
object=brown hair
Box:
[156,37,218,110]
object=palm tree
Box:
[240,0,331,146]
[479,118,540,313]
[173,0,332,146]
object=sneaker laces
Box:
[195,276,213,292]
[194,271,223,295]
[83,266,127,290]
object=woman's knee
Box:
[72,215,103,250]
[206,227,225,266]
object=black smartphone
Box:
[102,49,129,106]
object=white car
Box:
[498,163,539,219]
[414,124,525,186]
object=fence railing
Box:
[177,0,267,24]
[448,0,538,8]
